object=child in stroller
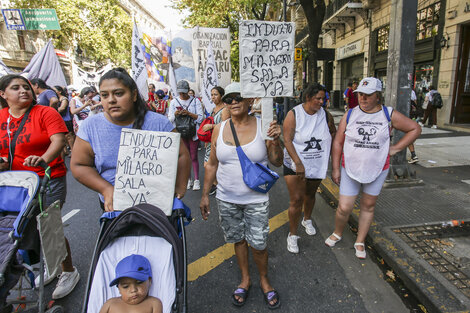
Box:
[99,254,162,313]
[83,201,191,313]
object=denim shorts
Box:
[339,167,388,197]
[42,176,67,208]
[216,199,270,250]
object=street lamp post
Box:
[385,0,422,187]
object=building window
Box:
[416,1,440,41]
[377,25,389,52]
[17,31,25,50]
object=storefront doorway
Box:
[340,54,364,92]
[452,25,470,124]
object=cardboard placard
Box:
[113,129,180,215]
[239,20,295,98]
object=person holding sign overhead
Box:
[70,68,191,212]
[283,83,336,254]
[199,82,283,309]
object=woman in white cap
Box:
[199,82,283,309]
[325,77,421,259]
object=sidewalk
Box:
[320,109,470,313]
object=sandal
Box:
[325,233,342,247]
[263,289,281,310]
[354,243,367,259]
[231,286,250,306]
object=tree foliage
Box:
[11,0,132,68]
[171,0,281,80]
[299,0,325,84]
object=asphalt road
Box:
[13,154,410,313]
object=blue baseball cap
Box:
[109,254,152,287]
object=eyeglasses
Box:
[223,95,244,104]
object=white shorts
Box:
[339,167,389,196]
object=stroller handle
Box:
[38,161,51,194]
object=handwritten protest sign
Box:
[113,129,180,215]
[239,20,295,98]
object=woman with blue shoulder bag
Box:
[199,82,283,309]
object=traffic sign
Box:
[1,9,60,30]
[295,47,302,61]
[2,9,26,30]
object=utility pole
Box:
[385,0,422,187]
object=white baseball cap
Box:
[354,77,382,94]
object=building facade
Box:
[294,0,470,130]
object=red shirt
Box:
[346,89,359,109]
[0,105,68,178]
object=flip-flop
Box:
[263,289,281,310]
[231,287,250,306]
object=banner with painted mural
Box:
[72,63,113,91]
[192,27,231,93]
[171,27,231,94]
[141,33,171,84]
[113,129,180,215]
[239,20,295,98]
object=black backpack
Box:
[432,92,443,109]
[175,98,196,139]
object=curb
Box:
[320,176,470,313]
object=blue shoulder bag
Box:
[229,119,279,193]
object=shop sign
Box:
[1,9,60,30]
[337,39,364,60]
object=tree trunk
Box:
[299,0,326,83]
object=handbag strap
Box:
[8,106,33,169]
[228,119,241,147]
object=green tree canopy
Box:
[12,0,132,68]
[172,0,281,80]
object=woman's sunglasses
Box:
[223,95,244,104]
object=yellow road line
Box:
[188,208,289,282]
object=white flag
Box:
[169,61,178,98]
[132,21,149,101]
[200,41,219,114]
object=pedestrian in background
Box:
[199,82,283,309]
[53,86,75,157]
[343,82,352,111]
[0,74,80,300]
[345,81,359,110]
[419,85,438,128]
[168,80,204,191]
[71,68,190,212]
[283,83,336,254]
[408,88,419,164]
[31,78,59,109]
[325,77,421,259]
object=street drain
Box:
[393,222,470,299]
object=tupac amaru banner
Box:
[171,27,231,93]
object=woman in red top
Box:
[0,75,79,300]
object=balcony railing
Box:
[325,0,362,21]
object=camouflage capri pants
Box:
[216,199,270,250]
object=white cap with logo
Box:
[354,77,382,95]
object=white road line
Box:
[462,180,470,185]
[62,209,80,223]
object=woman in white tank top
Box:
[283,83,336,254]
[325,77,421,259]
[199,82,283,309]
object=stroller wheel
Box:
[45,305,63,313]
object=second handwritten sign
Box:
[239,20,295,98]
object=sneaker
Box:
[287,233,299,254]
[35,266,60,287]
[187,179,193,190]
[431,125,437,129]
[301,219,317,235]
[51,267,80,300]
[418,121,424,127]
[192,180,201,191]
[408,156,419,164]
[209,184,217,196]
